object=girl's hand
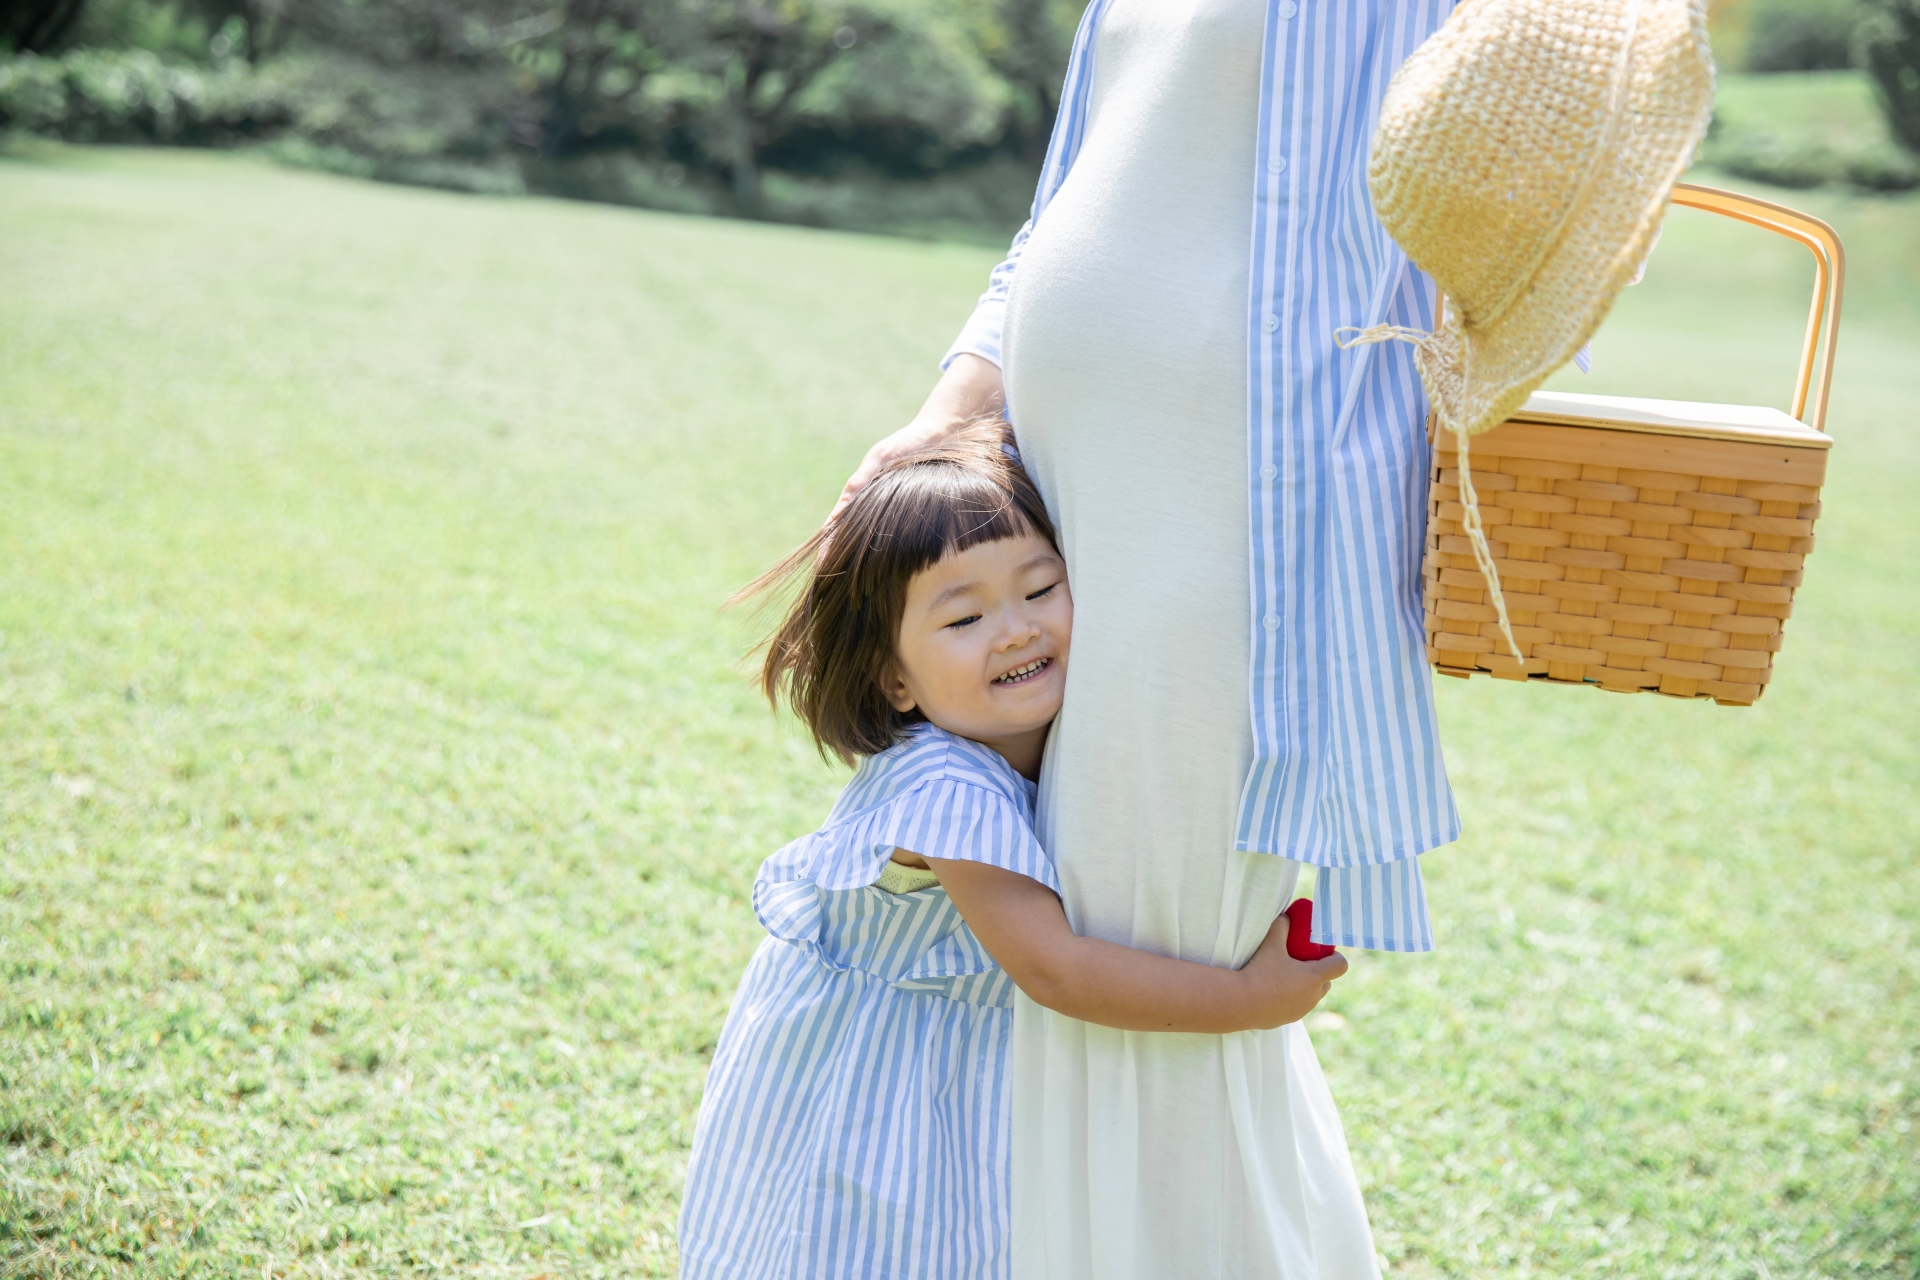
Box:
[831,354,1005,521]
[1238,913,1349,1029]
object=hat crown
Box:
[1370,0,1714,334]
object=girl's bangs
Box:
[866,466,1045,581]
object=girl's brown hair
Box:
[741,420,1057,764]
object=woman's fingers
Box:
[831,439,895,519]
[830,452,885,521]
[828,420,947,521]
[831,354,1006,522]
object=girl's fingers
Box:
[1309,952,1349,982]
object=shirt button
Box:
[1268,156,1287,175]
[1263,614,1281,631]
[1261,314,1280,333]
[1278,0,1298,16]
[1259,463,1278,481]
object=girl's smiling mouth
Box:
[993,657,1053,686]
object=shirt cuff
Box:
[1313,855,1433,953]
[941,297,1006,371]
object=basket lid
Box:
[1509,390,1832,450]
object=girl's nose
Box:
[996,610,1041,651]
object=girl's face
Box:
[883,531,1071,778]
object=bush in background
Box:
[1704,120,1920,189]
[1700,71,1920,190]
[0,48,523,183]
[0,47,279,145]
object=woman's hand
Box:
[1237,911,1349,1030]
[831,353,1006,521]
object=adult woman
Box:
[840,1,1457,1274]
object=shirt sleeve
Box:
[1312,855,1433,953]
[757,776,1058,901]
[749,775,1055,1009]
[940,218,1035,371]
[880,778,1060,893]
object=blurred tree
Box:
[1742,0,1864,71]
[271,0,507,66]
[1859,0,1920,151]
[2,0,1089,222]
[514,0,684,159]
[229,1,291,62]
[3,0,88,53]
[692,0,894,214]
[512,0,963,215]
[962,0,1081,162]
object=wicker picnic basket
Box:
[1422,183,1844,706]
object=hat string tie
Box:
[1332,323,1430,350]
[1331,323,1523,663]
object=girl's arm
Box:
[921,855,1347,1034]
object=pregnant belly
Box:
[1001,175,1251,449]
[996,179,1255,744]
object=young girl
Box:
[676,424,1347,1278]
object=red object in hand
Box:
[1284,899,1338,961]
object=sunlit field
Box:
[3,143,1916,1277]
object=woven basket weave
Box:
[1422,183,1844,706]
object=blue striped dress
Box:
[677,724,1055,1279]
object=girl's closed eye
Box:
[946,613,983,630]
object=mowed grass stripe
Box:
[2,145,1916,1277]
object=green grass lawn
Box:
[2,143,1916,1278]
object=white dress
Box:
[1000,0,1380,1275]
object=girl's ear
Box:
[881,664,917,714]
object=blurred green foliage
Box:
[1709,0,1920,169]
[1858,0,1920,152]
[10,0,1920,225]
[1701,0,1920,186]
[1741,0,1865,72]
[1703,71,1920,190]
[0,0,1082,229]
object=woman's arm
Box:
[922,855,1347,1034]
[830,353,1005,519]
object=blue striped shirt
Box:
[945,0,1459,953]
[678,726,1055,1278]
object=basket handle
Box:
[1668,182,1845,435]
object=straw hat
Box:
[1357,0,1716,441]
